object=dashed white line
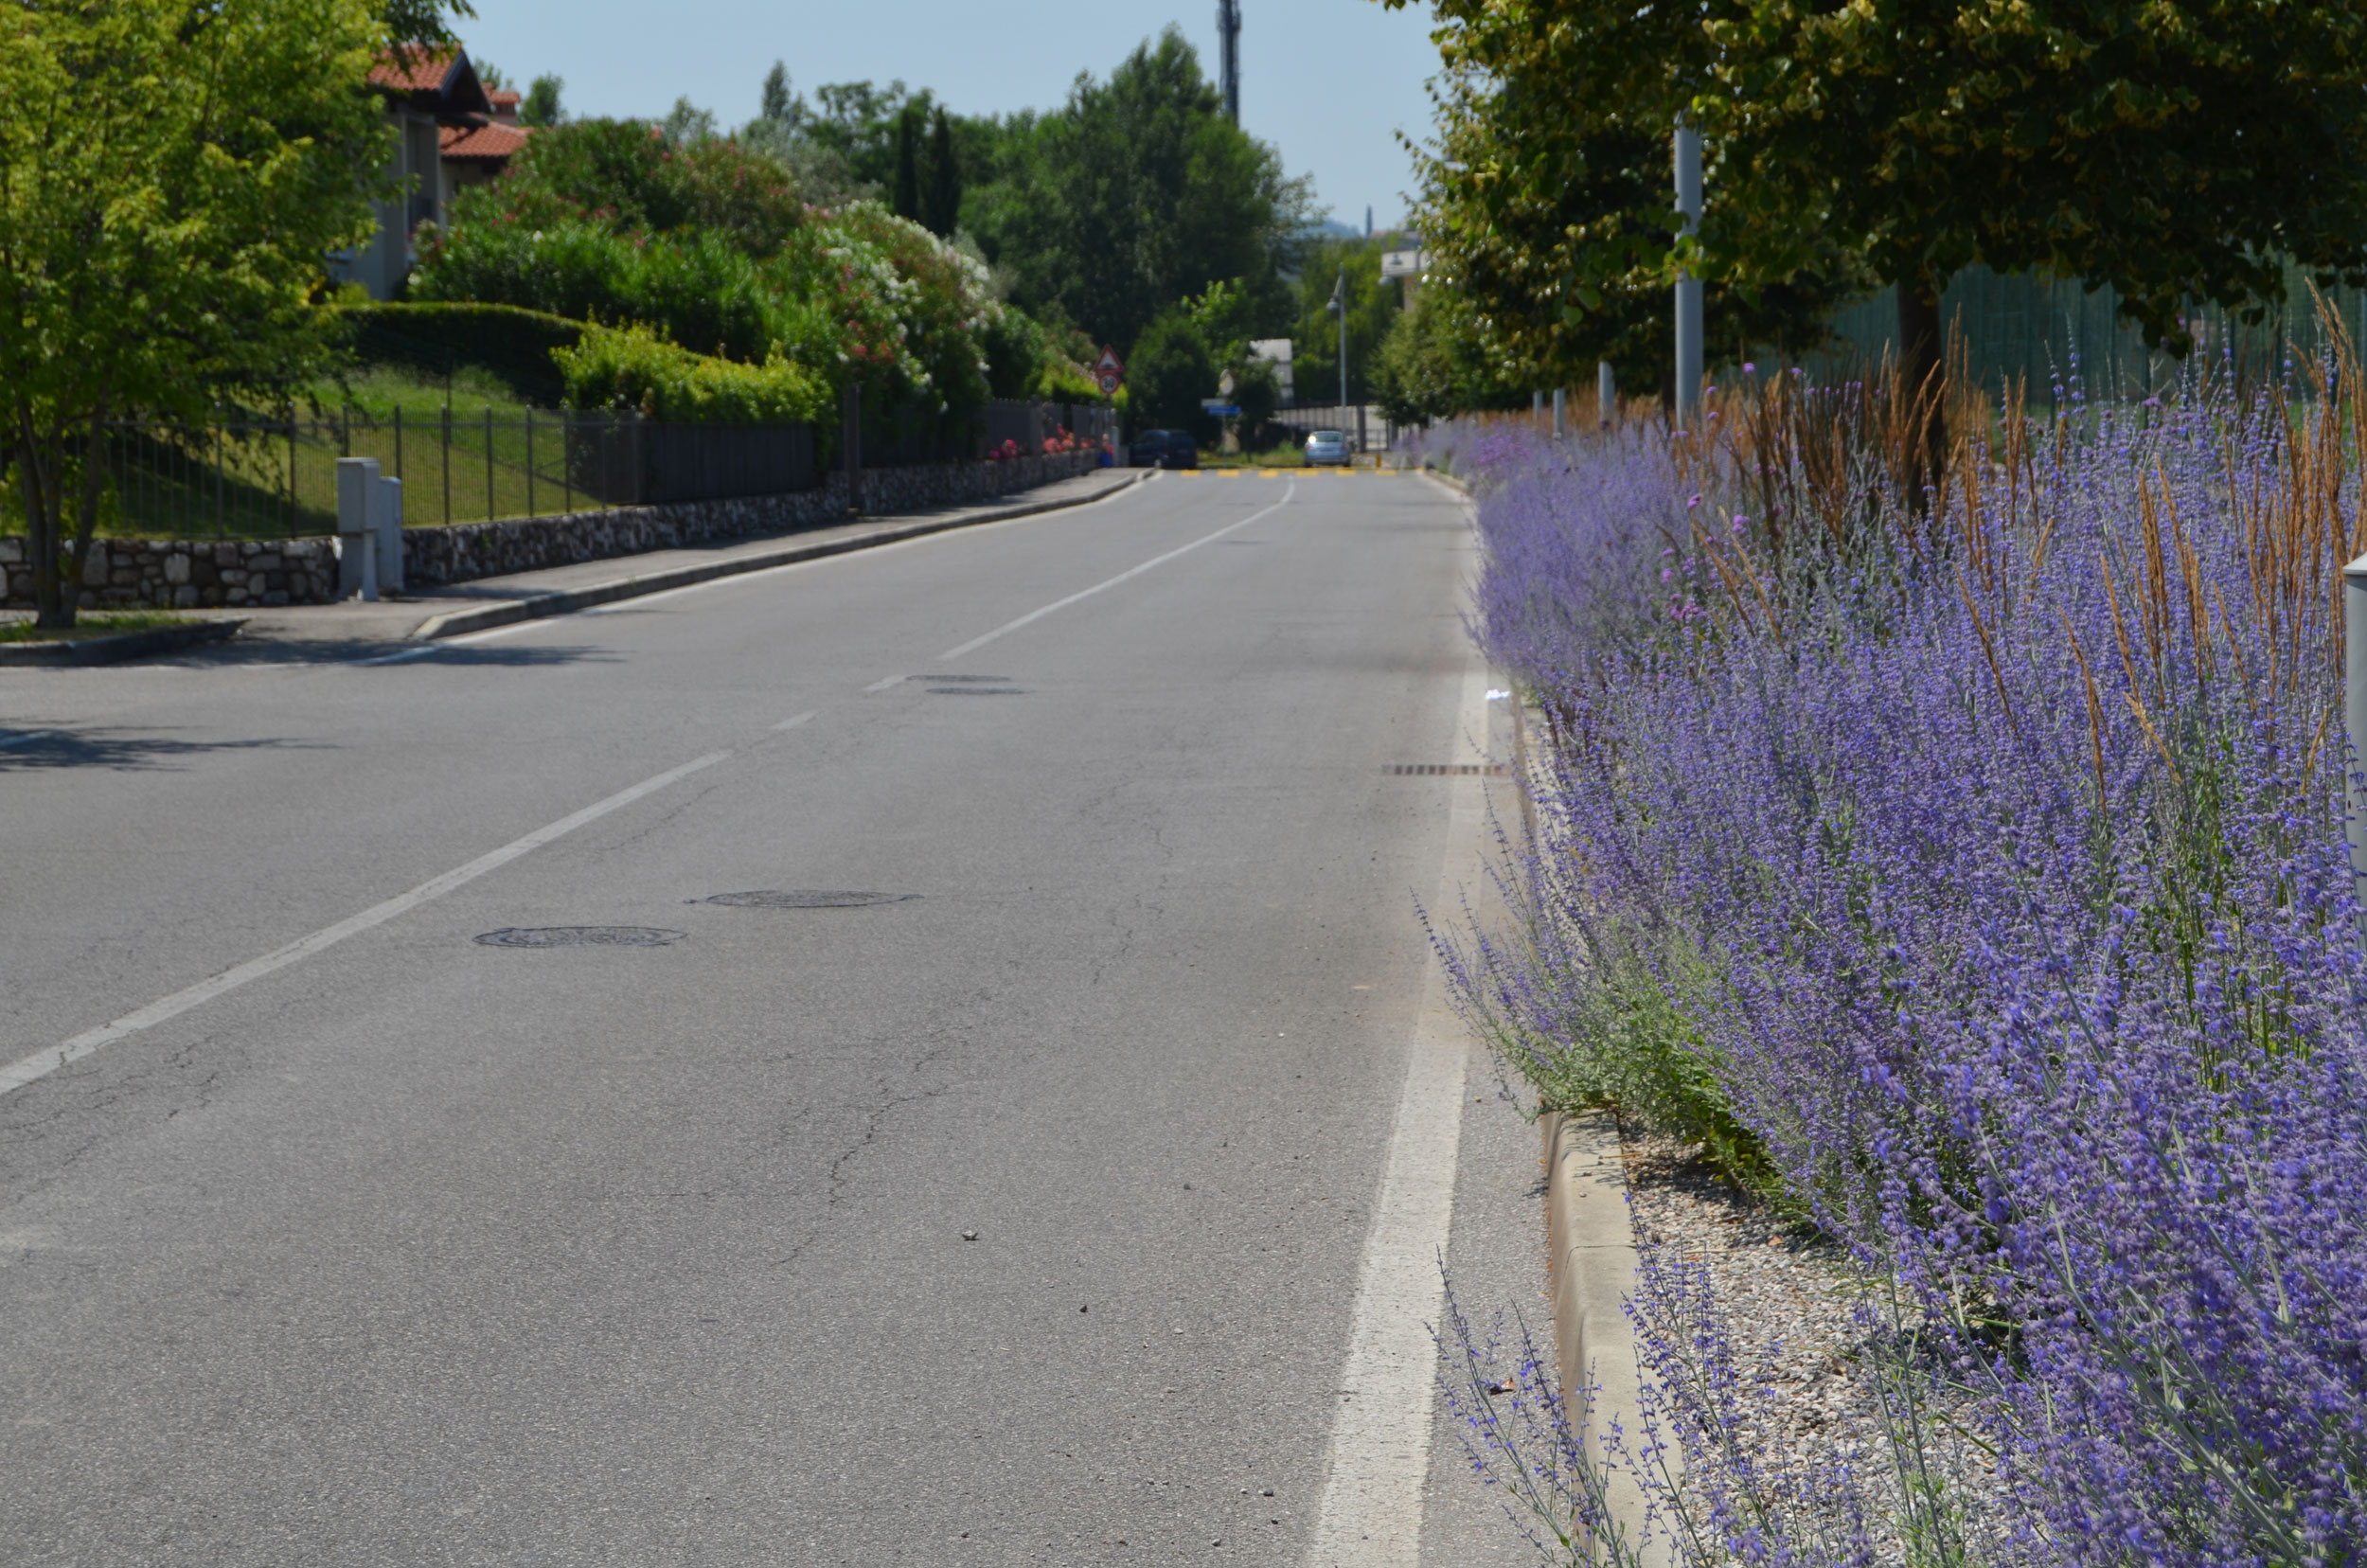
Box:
[935,483,1296,661]
[772,711,818,731]
[863,675,905,694]
[0,750,732,1100]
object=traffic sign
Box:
[1097,370,1121,396]
[1094,345,1124,378]
[1201,401,1243,417]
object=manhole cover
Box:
[703,891,919,909]
[474,926,687,948]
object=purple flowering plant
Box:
[1420,352,2367,1565]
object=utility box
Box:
[336,457,381,601]
[335,459,404,600]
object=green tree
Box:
[1396,0,2367,407]
[759,61,793,127]
[1290,239,1404,406]
[969,28,1313,358]
[519,73,563,128]
[0,0,386,628]
[892,107,921,223]
[380,0,469,45]
[1372,284,1523,425]
[1127,309,1219,442]
[922,106,962,239]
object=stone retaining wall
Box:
[0,536,338,611]
[1,451,1104,609]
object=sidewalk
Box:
[211,468,1145,662]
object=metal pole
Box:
[485,406,494,521]
[1217,0,1241,123]
[1552,386,1566,438]
[441,404,452,524]
[2346,553,2367,912]
[525,409,536,518]
[1674,120,1704,427]
[288,410,298,534]
[393,405,403,483]
[1336,267,1348,412]
[1598,361,1616,428]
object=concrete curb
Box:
[0,616,247,668]
[1543,1110,1652,1550]
[408,471,1147,642]
[1418,464,1471,495]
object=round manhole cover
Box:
[474,926,687,948]
[703,891,918,909]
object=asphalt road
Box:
[0,472,1538,1567]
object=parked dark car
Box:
[1129,429,1199,470]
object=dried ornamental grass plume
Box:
[1438,347,2367,1566]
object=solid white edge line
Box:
[936,481,1297,661]
[1304,659,1492,1568]
[0,749,732,1100]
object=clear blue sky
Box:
[457,0,1442,231]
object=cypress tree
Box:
[892,108,921,223]
[923,106,962,237]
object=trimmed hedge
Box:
[552,324,829,427]
[333,301,586,407]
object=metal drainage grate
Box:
[1384,763,1511,777]
[475,926,687,948]
[703,890,919,909]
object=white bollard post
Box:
[371,474,404,597]
[2345,554,2367,909]
[1598,361,1616,428]
[336,456,381,601]
[1552,386,1566,438]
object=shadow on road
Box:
[0,728,326,773]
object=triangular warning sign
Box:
[1095,345,1124,376]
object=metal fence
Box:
[79,396,1101,541]
[87,408,820,540]
[1269,403,1395,453]
[982,399,1116,456]
[1810,262,2367,405]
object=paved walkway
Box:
[214,467,1144,661]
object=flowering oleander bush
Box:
[1438,355,2367,1566]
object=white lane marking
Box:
[0,750,732,1100]
[936,482,1296,660]
[1306,661,1491,1568]
[863,674,905,694]
[772,710,818,732]
[0,729,58,749]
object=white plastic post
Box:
[371,474,403,597]
[336,456,380,601]
[1598,361,1616,427]
[1552,386,1566,438]
[1674,122,1704,428]
[2345,553,2367,907]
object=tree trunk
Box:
[1895,276,1946,505]
[15,419,68,630]
[66,398,109,622]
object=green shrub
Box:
[449,117,803,255]
[1127,310,1217,442]
[552,324,828,426]
[409,220,774,363]
[332,301,586,406]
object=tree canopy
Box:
[1393,0,2367,400]
[0,0,385,626]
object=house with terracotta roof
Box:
[332,46,494,299]
[441,91,531,195]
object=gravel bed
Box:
[1616,1131,2009,1557]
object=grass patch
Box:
[0,610,192,643]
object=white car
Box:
[1304,430,1352,467]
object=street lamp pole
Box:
[1674,119,1703,426]
[1330,267,1347,412]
